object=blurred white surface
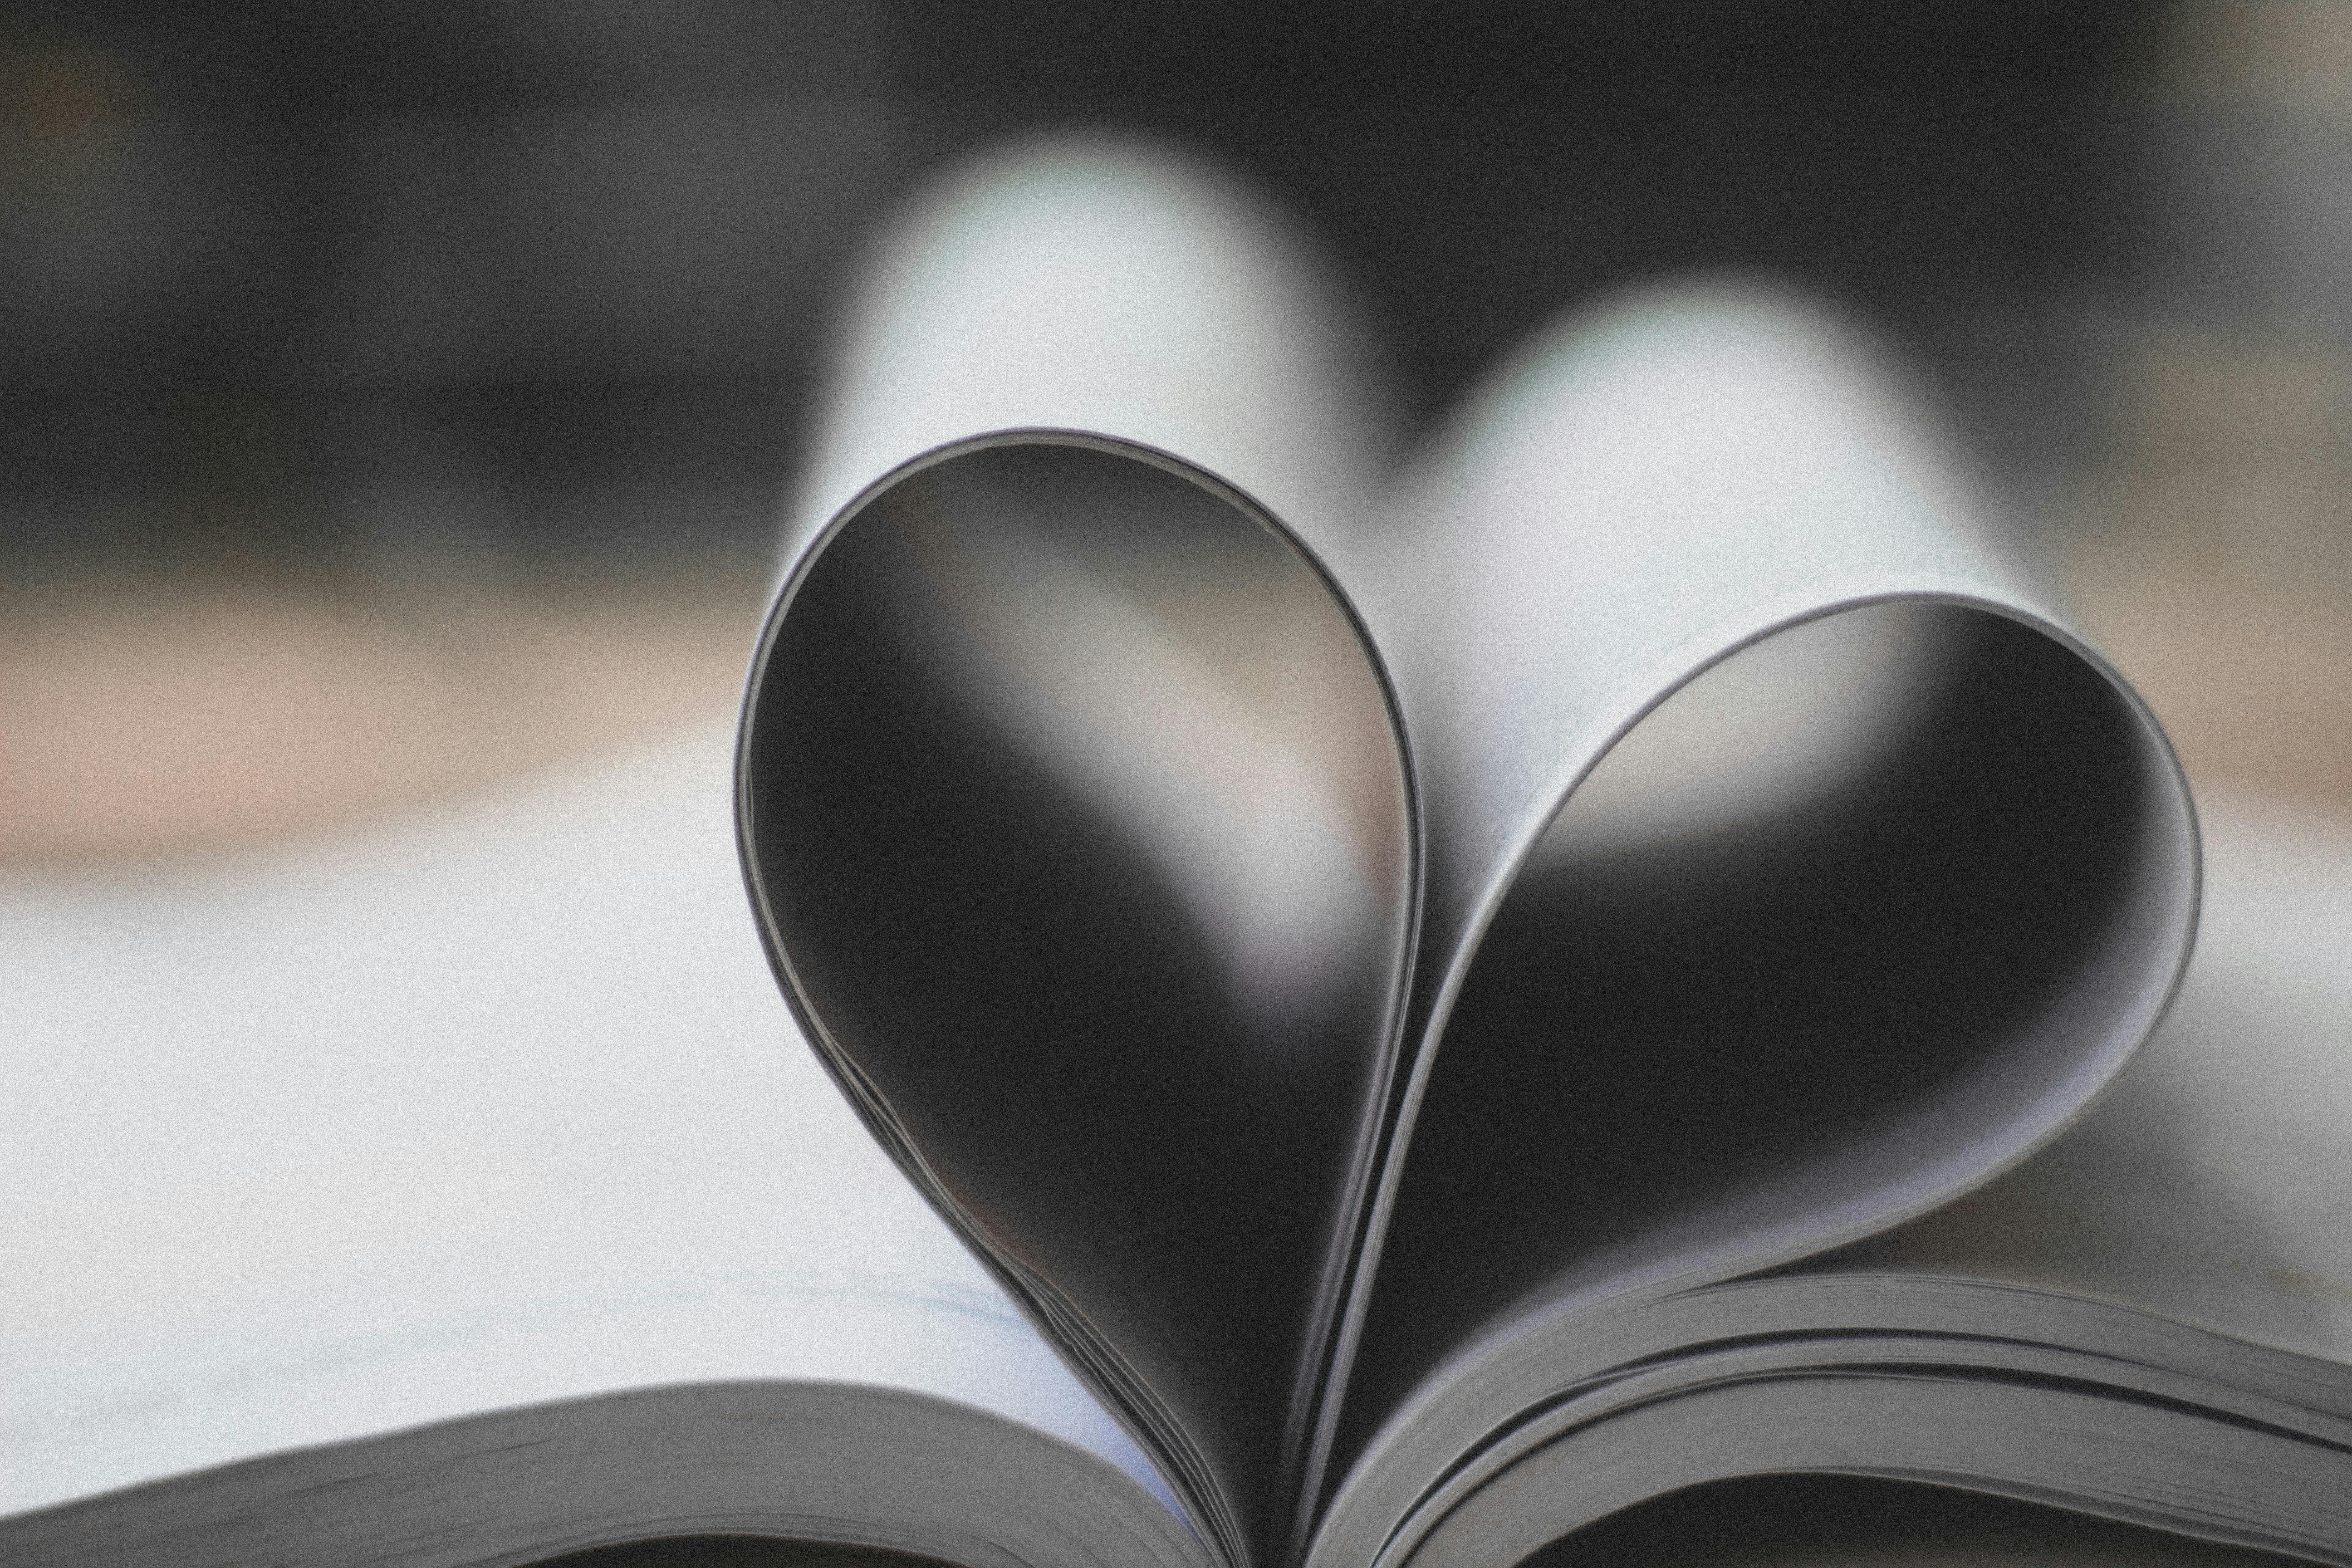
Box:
[0,722,1153,1515]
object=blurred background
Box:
[1,0,2346,864]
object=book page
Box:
[740,134,1413,1568]
[1525,1473,2307,1568]
[1325,282,2200,1484]
[0,722,1161,1518]
[1825,786,2352,1364]
[723,136,2203,1553]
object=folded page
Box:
[1328,282,2198,1485]
[740,136,1413,1567]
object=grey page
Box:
[1524,1472,2315,1568]
[1401,1365,2351,1568]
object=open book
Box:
[7,137,2351,1568]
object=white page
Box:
[0,722,1160,1516]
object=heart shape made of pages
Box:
[740,437,1416,1563]
[736,399,2193,1568]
